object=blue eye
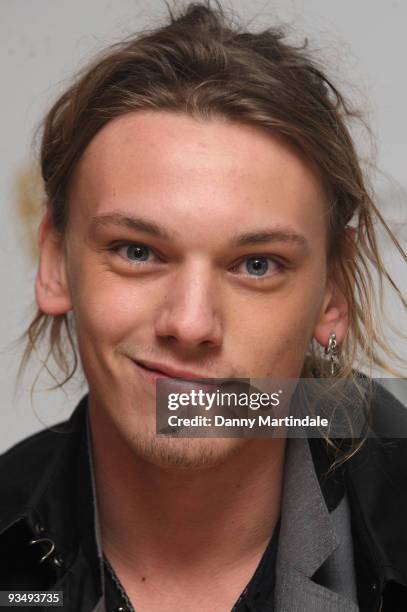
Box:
[245,257,270,276]
[230,255,285,280]
[107,242,156,265]
[124,244,150,262]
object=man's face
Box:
[38,111,343,468]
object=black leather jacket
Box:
[1,383,407,611]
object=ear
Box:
[312,280,349,349]
[313,227,356,349]
[35,206,73,315]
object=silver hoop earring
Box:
[325,331,338,376]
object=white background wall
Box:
[1,0,406,452]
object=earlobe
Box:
[35,211,72,316]
[35,269,72,316]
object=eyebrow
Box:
[88,212,308,249]
[231,228,308,249]
[88,212,175,241]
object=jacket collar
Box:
[274,435,359,611]
[278,435,340,577]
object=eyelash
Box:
[106,242,160,264]
[105,241,287,279]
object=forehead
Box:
[67,110,327,242]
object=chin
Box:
[128,433,245,471]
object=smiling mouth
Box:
[133,363,226,397]
[132,359,249,389]
[132,359,215,382]
[134,361,171,377]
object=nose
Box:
[154,263,223,350]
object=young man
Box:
[1,3,406,611]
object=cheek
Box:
[68,259,154,346]
[230,274,324,373]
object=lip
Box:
[131,359,233,395]
[133,359,219,382]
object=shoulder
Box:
[0,422,63,479]
[342,378,407,587]
[0,396,88,506]
[344,377,407,491]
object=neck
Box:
[89,398,286,578]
